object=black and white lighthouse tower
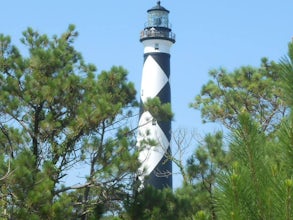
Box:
[137,1,175,189]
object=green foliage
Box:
[124,186,192,220]
[216,112,293,219]
[143,97,174,122]
[216,114,269,219]
[278,117,293,175]
[191,58,287,133]
[187,132,227,183]
[175,184,210,219]
[280,42,293,107]
[0,150,75,219]
[184,43,293,220]
[0,26,140,219]
[180,131,229,219]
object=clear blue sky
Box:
[1,0,293,187]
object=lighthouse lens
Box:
[148,11,168,28]
[154,18,162,26]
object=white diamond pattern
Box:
[140,55,169,103]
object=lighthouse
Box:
[137,1,175,189]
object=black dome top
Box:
[147,1,169,13]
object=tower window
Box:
[155,43,159,50]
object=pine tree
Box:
[0,26,140,219]
[215,42,293,219]
[191,58,287,133]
